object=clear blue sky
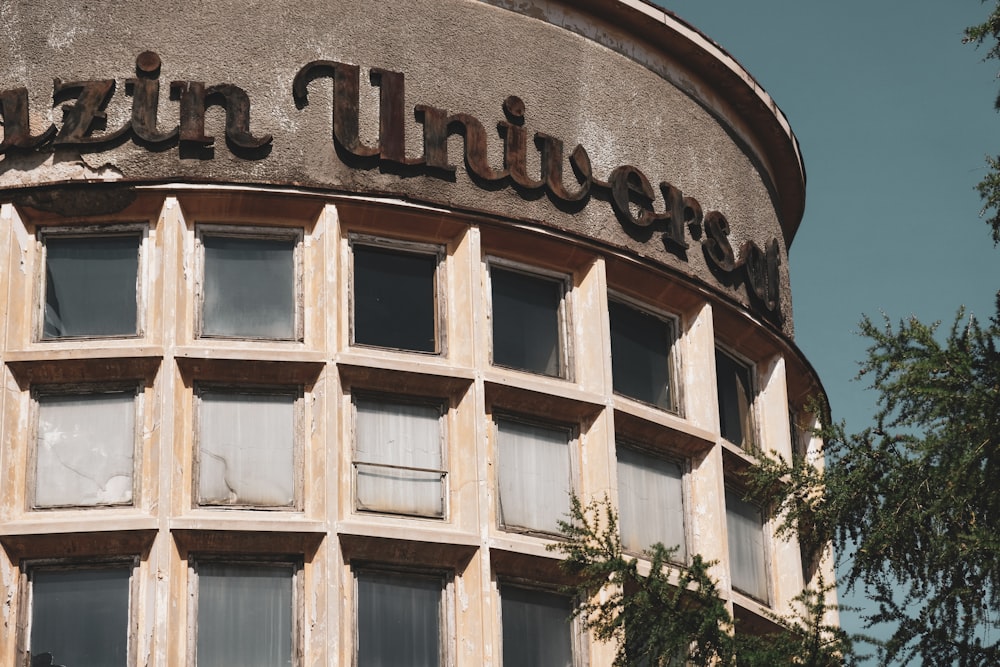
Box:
[655,0,999,654]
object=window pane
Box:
[354,245,437,352]
[197,563,293,667]
[501,586,573,667]
[496,418,571,534]
[716,349,754,447]
[726,488,769,602]
[44,235,139,338]
[617,447,685,558]
[198,390,296,507]
[609,300,672,409]
[30,566,130,667]
[202,235,295,339]
[355,397,444,517]
[35,391,135,508]
[491,267,562,376]
[357,572,441,667]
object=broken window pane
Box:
[501,585,574,667]
[202,234,296,339]
[197,389,296,507]
[34,390,136,508]
[354,396,445,517]
[356,571,442,667]
[197,562,294,667]
[616,446,685,559]
[716,348,755,448]
[43,234,140,338]
[30,565,131,667]
[496,417,571,534]
[491,267,563,377]
[353,244,438,352]
[609,300,673,410]
[726,487,769,603]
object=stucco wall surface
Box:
[0,0,796,330]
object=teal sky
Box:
[656,0,999,654]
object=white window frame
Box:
[187,556,303,667]
[486,257,573,380]
[352,565,454,667]
[497,581,586,667]
[29,382,142,511]
[493,412,578,538]
[348,234,447,355]
[194,224,304,341]
[350,391,449,520]
[715,345,758,450]
[20,556,140,667]
[607,291,681,414]
[192,383,304,511]
[36,223,148,341]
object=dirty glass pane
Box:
[496,418,570,534]
[30,566,130,667]
[197,562,293,667]
[726,488,769,603]
[355,397,443,517]
[198,390,295,507]
[716,348,754,448]
[616,447,685,559]
[609,300,672,409]
[491,267,562,377]
[202,235,295,339]
[44,235,139,338]
[357,571,441,667]
[353,245,437,352]
[501,586,573,667]
[35,391,135,508]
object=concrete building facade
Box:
[0,1,834,664]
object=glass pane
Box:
[357,572,441,667]
[354,245,437,352]
[198,391,296,507]
[202,235,295,339]
[44,235,139,338]
[355,397,443,517]
[616,447,685,558]
[491,267,562,376]
[726,488,769,602]
[197,563,293,667]
[609,300,672,409]
[496,418,571,534]
[501,586,573,667]
[31,566,130,667]
[35,391,135,508]
[716,349,753,447]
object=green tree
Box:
[966,1,1000,242]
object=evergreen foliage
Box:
[965,1,1000,242]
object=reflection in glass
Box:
[501,586,573,667]
[496,418,571,534]
[354,245,437,352]
[357,572,442,667]
[491,267,562,376]
[609,300,672,409]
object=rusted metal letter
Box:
[0,87,56,153]
[702,211,737,272]
[126,51,178,145]
[171,81,213,145]
[415,104,507,181]
[172,81,271,149]
[536,134,591,203]
[608,164,665,228]
[53,78,129,145]
[370,67,422,166]
[765,238,781,312]
[293,60,378,158]
[498,96,543,190]
[658,182,691,250]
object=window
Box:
[716,347,755,448]
[25,562,133,666]
[726,487,769,603]
[193,560,297,667]
[41,231,141,339]
[356,569,445,667]
[609,299,675,410]
[198,227,301,340]
[490,264,566,377]
[195,386,299,508]
[616,444,685,560]
[353,394,446,518]
[496,416,572,535]
[501,585,575,667]
[33,386,138,509]
[352,241,441,353]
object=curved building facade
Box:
[0,1,833,664]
